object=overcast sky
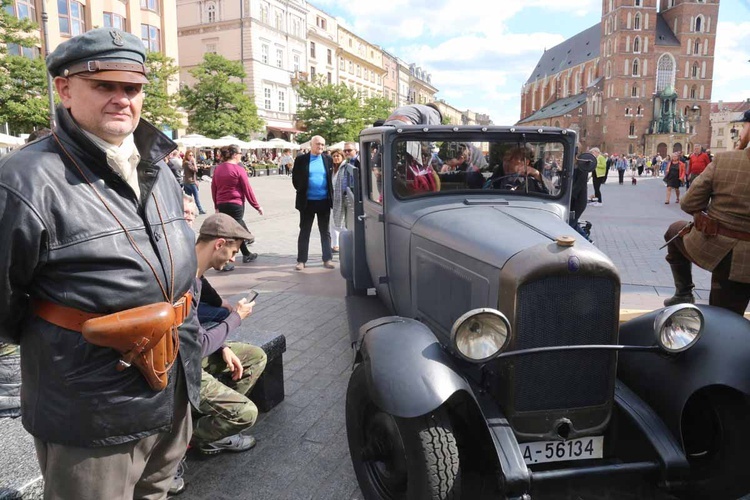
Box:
[315,0,750,125]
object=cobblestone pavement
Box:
[0,171,724,499]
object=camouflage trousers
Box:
[192,342,267,445]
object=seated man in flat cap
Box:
[0,28,201,499]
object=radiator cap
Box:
[556,235,576,247]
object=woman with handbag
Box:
[211,145,264,270]
[664,152,686,204]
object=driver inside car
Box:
[490,145,547,193]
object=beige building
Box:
[176,0,307,140]
[381,49,398,105]
[5,0,178,68]
[306,3,338,86]
[407,63,437,105]
[709,100,750,153]
[336,25,384,101]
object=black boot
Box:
[664,263,696,306]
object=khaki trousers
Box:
[34,370,191,500]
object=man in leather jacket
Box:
[0,29,200,499]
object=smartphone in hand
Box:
[246,290,259,303]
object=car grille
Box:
[513,275,617,412]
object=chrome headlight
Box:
[654,304,704,353]
[451,308,512,363]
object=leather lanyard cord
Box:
[52,133,175,304]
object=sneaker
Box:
[591,202,601,207]
[323,260,335,269]
[332,246,340,254]
[198,210,207,215]
[295,262,305,271]
[168,457,187,496]
[199,434,257,455]
[220,263,235,272]
[242,253,258,263]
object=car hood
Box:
[410,205,584,269]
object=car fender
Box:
[618,304,750,441]
[340,229,354,281]
[356,316,472,418]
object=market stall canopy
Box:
[327,141,346,151]
[297,140,311,150]
[266,138,300,150]
[175,134,217,148]
[215,136,252,149]
[248,140,269,149]
[0,133,25,147]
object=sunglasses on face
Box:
[343,149,352,153]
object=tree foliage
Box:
[142,51,182,131]
[0,0,49,133]
[179,53,263,140]
[294,77,394,143]
[0,55,49,132]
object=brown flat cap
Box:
[199,213,254,241]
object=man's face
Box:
[311,137,326,155]
[211,239,242,271]
[55,76,143,145]
[183,199,197,227]
[344,144,357,159]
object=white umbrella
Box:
[174,134,217,148]
[297,140,311,150]
[266,138,299,149]
[248,140,268,149]
[215,135,252,149]
[0,133,25,147]
[327,141,346,151]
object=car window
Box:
[392,138,566,200]
[365,140,383,204]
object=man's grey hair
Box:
[589,147,601,155]
[344,141,358,151]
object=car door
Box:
[360,138,393,308]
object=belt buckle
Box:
[86,60,100,72]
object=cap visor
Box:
[75,70,149,84]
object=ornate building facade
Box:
[519,0,719,157]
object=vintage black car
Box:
[339,125,750,499]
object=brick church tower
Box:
[519,0,720,157]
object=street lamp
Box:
[40,2,56,128]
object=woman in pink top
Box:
[211,145,264,269]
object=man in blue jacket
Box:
[292,135,335,270]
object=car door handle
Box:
[358,215,368,221]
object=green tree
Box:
[0,55,48,132]
[179,53,263,140]
[0,0,49,133]
[142,51,182,131]
[294,77,395,143]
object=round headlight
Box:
[654,304,704,353]
[451,308,512,362]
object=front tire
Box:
[346,364,461,500]
[681,391,750,499]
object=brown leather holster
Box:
[694,211,750,241]
[33,293,191,391]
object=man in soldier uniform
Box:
[662,110,750,315]
[0,28,200,498]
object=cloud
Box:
[712,21,750,102]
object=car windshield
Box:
[392,137,568,200]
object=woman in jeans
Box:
[330,149,347,253]
[183,150,206,214]
[211,145,264,270]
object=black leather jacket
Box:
[0,106,201,447]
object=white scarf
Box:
[83,131,142,200]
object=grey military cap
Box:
[46,28,149,84]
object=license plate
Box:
[521,436,603,465]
